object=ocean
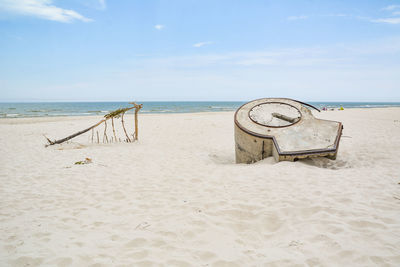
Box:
[0,101,400,118]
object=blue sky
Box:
[0,0,400,102]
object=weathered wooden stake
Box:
[103,121,109,143]
[121,113,131,142]
[130,102,143,141]
[134,108,139,140]
[111,117,117,141]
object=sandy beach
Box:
[1,107,400,266]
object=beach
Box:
[1,107,400,266]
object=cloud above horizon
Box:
[84,0,106,10]
[193,41,213,48]
[46,38,400,102]
[372,17,400,24]
[98,0,106,10]
[382,5,400,11]
[373,5,400,24]
[287,15,308,21]
[0,0,92,22]
[154,24,165,30]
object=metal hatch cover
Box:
[234,98,343,163]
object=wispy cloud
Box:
[323,14,348,17]
[7,38,400,102]
[81,0,106,10]
[371,17,400,24]
[154,24,165,30]
[126,37,400,70]
[370,5,400,24]
[193,41,213,48]
[104,38,400,101]
[98,0,106,10]
[0,0,92,22]
[287,15,308,21]
[382,5,400,11]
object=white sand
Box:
[1,108,400,266]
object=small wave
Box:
[210,106,226,109]
[48,113,76,116]
[363,104,391,108]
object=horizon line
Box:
[1,100,400,103]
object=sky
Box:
[0,0,400,102]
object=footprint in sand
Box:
[156,231,178,239]
[127,250,149,260]
[129,260,156,267]
[212,260,240,267]
[33,232,51,239]
[10,256,44,267]
[348,220,387,229]
[125,238,148,248]
[3,244,16,253]
[220,208,259,221]
[110,234,121,241]
[195,250,217,261]
[112,190,125,200]
[166,259,192,267]
[261,214,282,232]
[150,239,167,247]
[92,221,104,227]
[50,257,73,266]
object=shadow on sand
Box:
[299,157,351,170]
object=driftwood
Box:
[121,112,131,142]
[45,102,143,146]
[132,102,143,140]
[45,119,105,146]
[111,117,117,141]
[103,121,109,143]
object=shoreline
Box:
[1,106,400,121]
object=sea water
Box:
[0,101,399,118]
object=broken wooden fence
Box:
[44,102,143,147]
